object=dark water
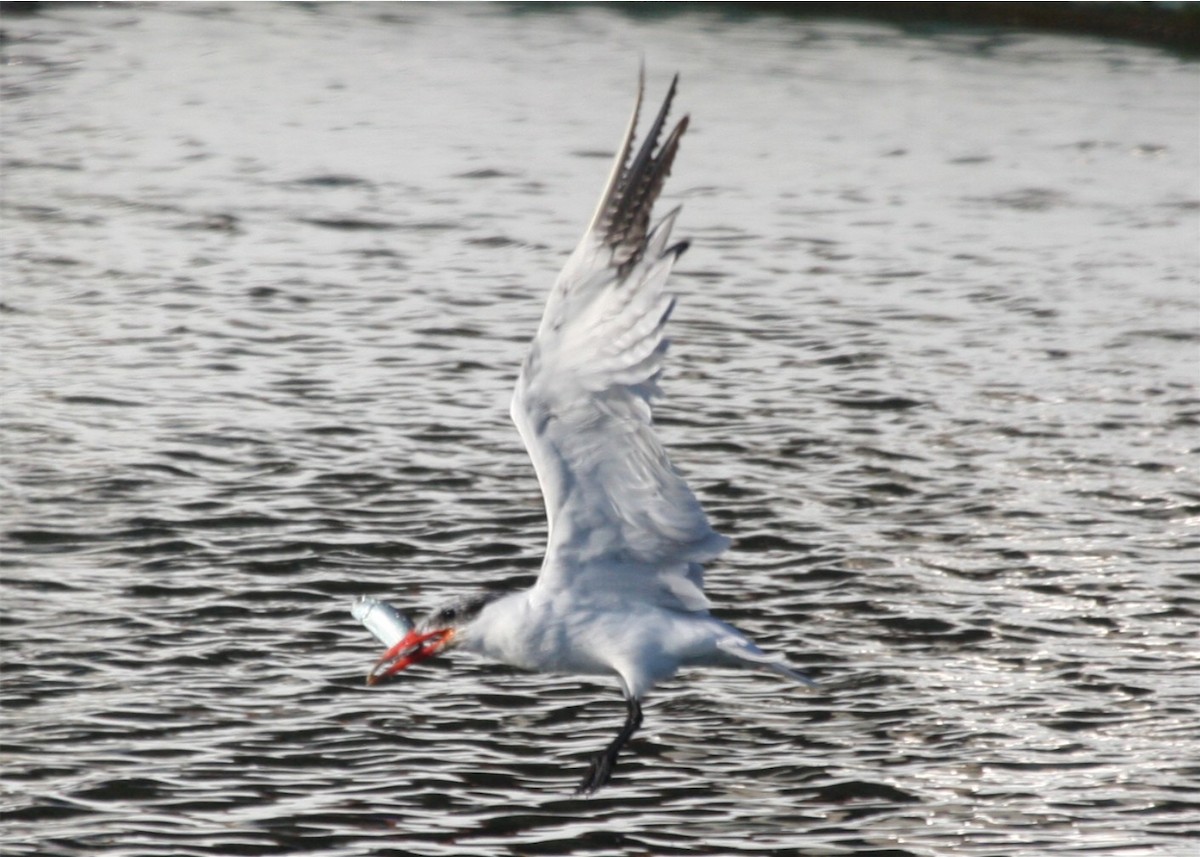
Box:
[3,4,1198,855]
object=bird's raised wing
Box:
[511,73,729,613]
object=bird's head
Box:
[366,593,496,685]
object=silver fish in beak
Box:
[351,595,415,647]
[351,595,451,685]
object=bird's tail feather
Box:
[716,637,817,688]
[764,659,818,688]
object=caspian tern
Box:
[368,71,815,794]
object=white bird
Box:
[366,71,815,794]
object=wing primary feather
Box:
[598,75,688,275]
[585,66,645,237]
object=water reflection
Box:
[3,3,1198,856]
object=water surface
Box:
[3,4,1198,856]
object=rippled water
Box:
[3,4,1198,856]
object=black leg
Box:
[576,694,643,795]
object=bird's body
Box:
[459,588,797,700]
[365,71,813,793]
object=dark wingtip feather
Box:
[594,74,688,275]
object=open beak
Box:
[366,627,454,685]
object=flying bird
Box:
[364,71,815,794]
